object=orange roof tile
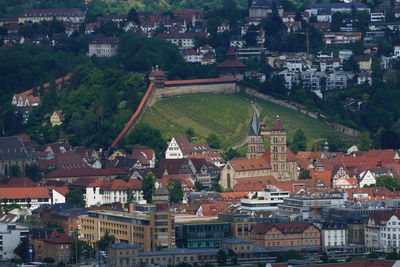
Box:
[0,187,50,199]
[164,77,236,86]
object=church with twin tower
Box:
[219,111,298,189]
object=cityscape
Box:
[0,0,400,266]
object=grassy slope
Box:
[257,100,342,148]
[138,93,252,148]
[139,93,348,150]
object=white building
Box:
[72,178,143,207]
[156,32,208,49]
[240,186,290,211]
[394,45,400,58]
[165,136,210,159]
[279,69,301,89]
[365,209,400,252]
[182,50,203,63]
[87,37,119,57]
[339,50,353,61]
[321,222,348,249]
[285,59,303,71]
[0,223,29,260]
[0,187,65,210]
[370,12,385,22]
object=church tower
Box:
[247,110,264,158]
[270,116,287,174]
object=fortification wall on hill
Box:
[153,82,238,100]
[112,79,238,147]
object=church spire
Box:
[248,109,260,136]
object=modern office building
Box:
[80,210,175,252]
[175,221,231,248]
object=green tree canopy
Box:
[291,129,307,153]
[65,189,85,207]
[168,178,184,204]
[217,249,227,266]
[96,232,116,251]
[206,133,221,149]
[276,250,305,262]
[141,173,156,203]
[195,181,204,191]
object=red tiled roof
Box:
[219,192,248,200]
[271,119,284,131]
[131,148,154,161]
[164,77,236,86]
[102,179,141,191]
[218,59,246,68]
[367,209,400,226]
[0,187,50,199]
[233,176,277,192]
[253,222,316,234]
[44,168,127,178]
[310,170,332,188]
[229,154,271,172]
[50,186,69,196]
[0,177,37,187]
[199,202,228,216]
[44,232,75,244]
[187,152,225,164]
[72,177,104,187]
[346,187,394,200]
[159,175,194,188]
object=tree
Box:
[217,249,227,266]
[141,173,156,203]
[224,148,241,160]
[386,252,400,260]
[127,7,140,25]
[367,252,379,259]
[72,240,93,263]
[96,232,116,251]
[276,250,305,262]
[195,181,204,191]
[185,127,195,140]
[210,175,223,192]
[25,164,42,182]
[291,129,307,153]
[376,175,400,191]
[10,164,20,177]
[206,133,221,149]
[168,178,184,204]
[66,189,85,207]
[228,249,238,265]
[43,257,55,264]
[380,130,400,149]
[14,239,28,262]
[299,169,311,179]
[359,131,372,151]
[127,125,167,159]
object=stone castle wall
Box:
[152,82,238,102]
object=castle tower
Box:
[270,116,287,173]
[247,110,264,158]
[149,65,166,89]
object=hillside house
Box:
[165,136,210,159]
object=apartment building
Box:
[251,222,321,249]
[80,210,175,251]
[88,37,119,57]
